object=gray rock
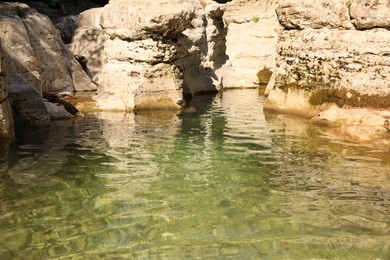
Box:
[0,44,14,141]
[7,73,50,126]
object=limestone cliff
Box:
[224,0,280,88]
[265,0,390,141]
[266,0,390,115]
[70,0,232,111]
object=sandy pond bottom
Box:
[0,89,389,259]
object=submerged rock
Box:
[312,107,390,142]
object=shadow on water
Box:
[0,89,389,259]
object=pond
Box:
[0,89,389,259]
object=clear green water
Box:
[0,89,389,259]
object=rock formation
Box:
[0,43,14,141]
[266,0,390,115]
[265,0,390,142]
[0,3,95,94]
[223,0,280,88]
[0,2,96,127]
[70,0,232,111]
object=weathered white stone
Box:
[264,88,338,118]
[94,62,182,111]
[71,0,232,111]
[99,0,196,40]
[79,7,104,28]
[224,0,281,87]
[349,0,390,29]
[0,3,94,95]
[274,28,390,96]
[276,0,353,29]
[265,0,390,142]
[0,4,40,93]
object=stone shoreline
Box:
[1,0,390,145]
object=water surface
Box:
[0,89,389,259]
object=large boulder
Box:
[70,0,232,111]
[0,2,95,94]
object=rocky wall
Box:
[70,0,232,111]
[265,0,390,117]
[223,0,280,88]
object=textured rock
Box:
[44,101,73,120]
[224,0,281,87]
[71,0,231,111]
[349,0,390,29]
[0,2,95,94]
[0,43,14,141]
[311,107,390,142]
[276,0,353,29]
[265,0,390,121]
[54,15,80,44]
[7,73,50,126]
[100,0,196,40]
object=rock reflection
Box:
[0,89,389,259]
[263,111,390,258]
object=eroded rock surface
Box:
[224,0,280,87]
[266,0,390,113]
[71,0,231,111]
[265,0,390,141]
[265,0,390,142]
[0,2,96,93]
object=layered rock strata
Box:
[266,0,390,115]
[265,0,390,142]
[71,0,231,111]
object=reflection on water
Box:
[0,89,389,259]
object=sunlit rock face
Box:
[0,2,95,94]
[223,0,281,88]
[265,0,390,117]
[71,0,231,111]
[0,43,14,141]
